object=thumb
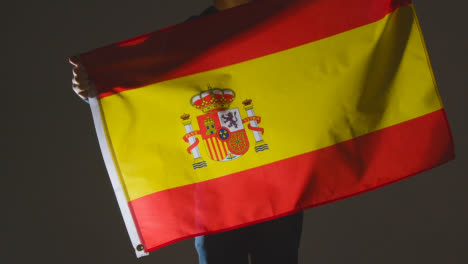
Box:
[69,55,80,66]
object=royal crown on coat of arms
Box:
[180,86,269,170]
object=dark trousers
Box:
[195,211,304,264]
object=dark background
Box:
[5,0,467,263]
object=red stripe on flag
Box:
[81,0,412,98]
[128,109,454,252]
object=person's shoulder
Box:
[199,6,218,17]
[185,6,218,22]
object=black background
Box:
[5,0,468,263]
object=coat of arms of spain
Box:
[180,86,269,169]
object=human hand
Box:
[69,56,91,100]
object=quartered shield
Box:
[197,108,249,161]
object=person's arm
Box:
[69,56,91,102]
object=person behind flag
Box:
[69,1,304,263]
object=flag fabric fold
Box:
[80,0,454,256]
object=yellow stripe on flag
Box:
[100,5,441,201]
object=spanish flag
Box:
[80,0,454,257]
